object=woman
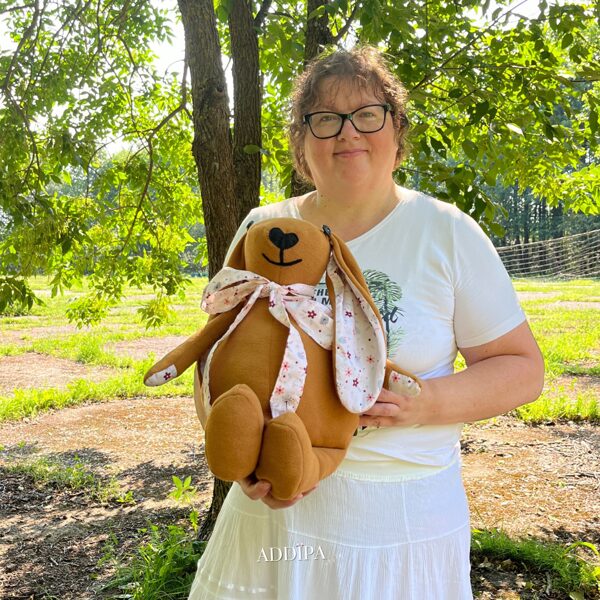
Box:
[188,46,544,599]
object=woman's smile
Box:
[333,148,367,158]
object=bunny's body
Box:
[208,299,358,446]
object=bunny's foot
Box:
[204,384,264,482]
[255,412,319,501]
[255,413,345,501]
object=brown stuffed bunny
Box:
[144,218,420,500]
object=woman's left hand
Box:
[358,382,431,428]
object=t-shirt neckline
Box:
[290,191,409,246]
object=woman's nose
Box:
[337,117,361,140]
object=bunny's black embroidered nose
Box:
[269,227,299,250]
[263,227,302,267]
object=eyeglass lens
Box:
[308,105,387,139]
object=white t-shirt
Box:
[225,188,525,469]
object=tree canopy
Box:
[1,0,599,323]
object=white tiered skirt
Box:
[188,459,472,599]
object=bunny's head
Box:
[226,218,330,286]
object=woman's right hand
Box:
[237,476,317,510]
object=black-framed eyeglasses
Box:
[303,103,394,139]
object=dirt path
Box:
[1,396,599,599]
[0,397,212,599]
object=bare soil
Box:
[1,324,140,347]
[0,350,598,599]
[0,396,211,600]
[105,335,188,361]
[0,353,117,394]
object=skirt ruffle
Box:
[188,460,472,600]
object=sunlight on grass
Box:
[1,277,598,423]
[2,454,135,504]
[472,529,600,596]
[517,385,599,423]
[0,363,194,422]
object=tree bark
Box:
[304,0,334,67]
[198,477,232,542]
[291,0,332,198]
[178,0,263,541]
[178,0,238,278]
[230,0,262,224]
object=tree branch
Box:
[254,0,272,28]
[114,139,154,258]
[0,3,36,13]
[2,0,41,91]
[332,2,360,44]
[412,0,531,91]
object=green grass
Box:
[516,383,599,423]
[472,529,600,597]
[2,454,135,504]
[512,278,600,302]
[0,362,193,421]
[1,277,598,423]
[102,518,203,600]
[526,307,599,377]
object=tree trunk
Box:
[290,0,332,198]
[178,0,238,278]
[198,478,232,541]
[230,0,262,224]
[179,0,263,541]
[304,0,334,67]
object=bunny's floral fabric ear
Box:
[327,256,387,414]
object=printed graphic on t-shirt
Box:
[313,269,405,356]
[363,270,405,355]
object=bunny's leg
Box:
[255,412,346,501]
[204,384,264,482]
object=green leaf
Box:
[561,32,574,49]
[506,123,524,136]
[243,144,262,154]
[462,140,479,160]
[430,137,446,156]
[470,101,490,125]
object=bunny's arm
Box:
[144,306,243,387]
[385,360,422,398]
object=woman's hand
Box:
[358,381,431,428]
[237,476,318,510]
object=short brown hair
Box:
[289,46,410,184]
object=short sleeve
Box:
[453,213,525,348]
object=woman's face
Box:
[303,77,398,192]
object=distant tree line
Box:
[488,184,600,248]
